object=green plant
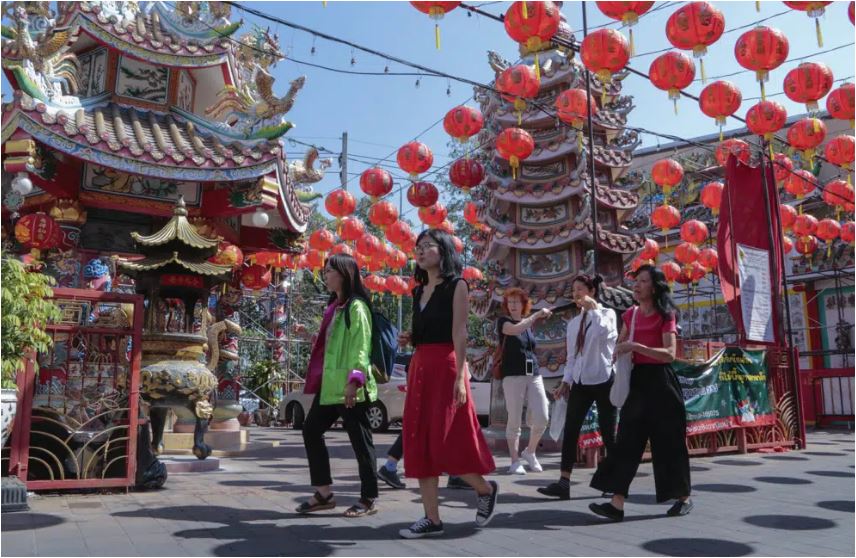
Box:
[242,359,285,410]
[1,254,62,389]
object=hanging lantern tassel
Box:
[576,130,584,153]
[815,18,823,48]
[510,156,520,180]
[534,52,541,81]
[522,0,528,19]
[755,1,760,12]
[699,57,706,84]
[435,22,441,50]
[769,143,775,161]
[629,27,635,57]
[759,79,766,102]
[673,98,678,116]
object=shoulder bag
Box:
[609,306,638,408]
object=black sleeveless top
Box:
[411,277,466,345]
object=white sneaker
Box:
[521,449,543,472]
[508,461,526,475]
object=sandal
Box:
[296,491,336,514]
[344,498,378,518]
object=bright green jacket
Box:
[320,298,377,406]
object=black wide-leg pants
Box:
[590,363,691,502]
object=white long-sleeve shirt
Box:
[562,305,618,386]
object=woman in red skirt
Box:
[397,229,497,539]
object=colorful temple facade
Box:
[471,25,642,379]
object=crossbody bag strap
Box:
[628,306,638,343]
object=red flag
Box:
[716,155,785,345]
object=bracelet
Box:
[347,370,366,387]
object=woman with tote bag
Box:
[589,264,692,521]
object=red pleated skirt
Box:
[402,343,495,478]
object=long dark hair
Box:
[632,264,678,319]
[572,273,604,299]
[413,228,463,286]
[325,254,371,308]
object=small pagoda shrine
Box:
[118,196,233,462]
[471,17,642,381]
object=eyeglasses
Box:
[415,242,439,253]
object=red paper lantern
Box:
[701,181,724,215]
[241,265,272,291]
[14,212,60,256]
[437,220,455,235]
[680,219,709,244]
[496,127,534,179]
[449,158,485,192]
[497,64,540,119]
[639,238,660,261]
[407,181,439,208]
[826,83,855,124]
[410,1,461,49]
[386,249,408,271]
[782,235,794,253]
[580,29,630,95]
[305,249,325,271]
[783,62,834,112]
[652,204,681,232]
[418,203,448,227]
[745,100,788,141]
[816,218,841,243]
[397,141,434,178]
[698,248,718,271]
[649,51,696,110]
[715,139,751,167]
[385,274,401,295]
[356,233,383,259]
[331,243,354,256]
[504,1,561,79]
[309,229,336,253]
[452,235,464,254]
[360,168,393,200]
[661,261,682,283]
[822,179,855,213]
[780,204,798,230]
[773,153,794,183]
[824,135,855,171]
[783,168,818,199]
[387,220,413,247]
[208,241,244,269]
[324,189,356,219]
[651,158,684,196]
[340,216,365,242]
[365,273,387,293]
[700,80,742,134]
[793,214,819,237]
[850,1,855,25]
[464,201,480,226]
[783,1,833,47]
[787,117,827,161]
[665,1,725,81]
[368,201,399,230]
[443,105,483,142]
[841,221,855,244]
[629,257,645,274]
[555,88,597,129]
[674,241,700,265]
[689,261,707,283]
[595,1,654,55]
[462,266,484,282]
[795,235,818,255]
[733,26,789,100]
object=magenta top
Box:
[303,302,340,394]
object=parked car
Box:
[280,353,490,431]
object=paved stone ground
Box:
[1,428,853,557]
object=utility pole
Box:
[398,187,404,331]
[339,131,348,189]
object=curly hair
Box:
[502,287,532,317]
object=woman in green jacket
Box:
[297,254,379,517]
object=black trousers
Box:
[590,364,691,503]
[388,433,403,461]
[302,394,378,500]
[561,377,616,472]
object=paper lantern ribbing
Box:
[780,204,798,230]
[787,117,827,162]
[651,159,684,198]
[648,51,696,112]
[496,127,535,179]
[674,241,700,265]
[449,158,485,192]
[309,229,336,253]
[680,220,709,244]
[406,181,439,208]
[397,141,434,178]
[824,136,855,175]
[418,203,448,228]
[700,80,742,139]
[783,62,834,113]
[698,248,718,272]
[784,168,818,199]
[325,189,356,219]
[387,220,413,247]
[661,261,682,284]
[652,204,681,233]
[665,1,725,82]
[733,26,789,100]
[822,179,855,214]
[360,168,393,200]
[701,181,724,215]
[826,83,855,125]
[443,105,484,143]
[746,100,788,142]
[793,213,819,237]
[368,201,399,230]
[497,64,541,123]
[340,216,365,242]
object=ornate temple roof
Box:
[131,197,221,248]
[484,174,639,210]
[119,251,231,276]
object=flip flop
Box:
[296,491,336,514]
[344,499,377,518]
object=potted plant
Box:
[1,253,62,447]
[242,359,284,427]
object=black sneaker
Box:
[475,480,498,526]
[447,475,472,490]
[537,482,570,500]
[399,517,444,539]
[377,466,406,489]
[666,499,694,517]
[589,502,624,522]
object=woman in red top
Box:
[589,264,692,521]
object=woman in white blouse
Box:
[537,274,618,501]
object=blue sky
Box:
[246,0,854,222]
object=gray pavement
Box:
[1,428,853,557]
